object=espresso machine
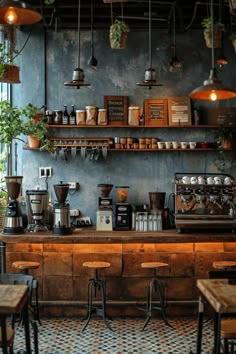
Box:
[3,176,24,234]
[115,186,132,230]
[25,189,49,232]
[96,184,113,231]
[53,182,72,235]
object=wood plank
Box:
[0,285,28,314]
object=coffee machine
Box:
[3,176,24,234]
[25,189,49,232]
[96,184,113,231]
[115,186,132,230]
[53,182,72,235]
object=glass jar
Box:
[128,106,140,126]
[53,110,62,124]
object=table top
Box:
[197,279,236,314]
[0,285,28,314]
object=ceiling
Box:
[28,0,235,33]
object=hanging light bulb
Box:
[0,0,42,25]
[169,6,183,73]
[189,0,236,101]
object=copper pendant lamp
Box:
[64,0,90,89]
[189,0,236,101]
[0,0,42,25]
[136,0,162,89]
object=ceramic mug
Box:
[180,142,189,149]
[182,176,190,184]
[207,176,214,185]
[190,176,198,184]
[198,176,206,184]
[165,141,172,149]
[172,141,179,149]
[189,142,197,149]
[157,142,165,149]
[214,176,222,185]
[224,177,232,185]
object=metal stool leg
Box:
[153,278,172,328]
[99,279,112,331]
[142,277,154,331]
[81,279,94,332]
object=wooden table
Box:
[0,284,31,354]
[196,279,236,354]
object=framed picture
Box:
[104,96,128,126]
[168,96,192,126]
[144,99,168,126]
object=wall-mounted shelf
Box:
[48,124,223,129]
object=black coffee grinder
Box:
[3,176,24,234]
[115,186,132,230]
[52,182,72,235]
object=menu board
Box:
[104,96,128,125]
[144,99,168,126]
[168,96,192,126]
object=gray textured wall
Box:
[12,25,236,223]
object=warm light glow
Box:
[210,91,217,101]
[4,6,17,24]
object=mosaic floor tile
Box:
[10,317,216,354]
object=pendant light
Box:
[216,0,228,68]
[64,0,90,89]
[189,0,236,101]
[0,0,42,25]
[136,0,162,88]
[169,5,182,72]
[88,0,97,70]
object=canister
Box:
[97,108,107,125]
[85,105,97,125]
[76,110,86,125]
[128,106,140,126]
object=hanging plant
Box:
[201,17,224,48]
[109,19,129,49]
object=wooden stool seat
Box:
[221,319,236,338]
[83,261,110,269]
[213,261,236,270]
[141,262,168,269]
[12,261,40,271]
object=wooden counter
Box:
[1,228,236,244]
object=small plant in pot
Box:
[0,42,20,84]
[110,19,129,49]
[202,17,224,48]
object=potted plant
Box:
[230,32,236,52]
[109,19,129,49]
[201,17,224,48]
[0,100,24,145]
[0,37,20,84]
[213,126,235,172]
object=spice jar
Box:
[97,109,107,125]
[128,106,140,126]
[85,105,97,125]
[76,110,86,125]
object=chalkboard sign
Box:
[144,99,168,126]
[168,96,192,126]
[104,96,128,125]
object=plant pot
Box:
[0,64,20,84]
[110,32,127,49]
[31,112,43,123]
[28,136,41,149]
[204,28,222,48]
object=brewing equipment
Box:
[25,189,49,232]
[115,186,132,230]
[174,172,236,233]
[53,182,72,235]
[3,176,24,234]
[96,184,113,231]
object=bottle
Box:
[69,105,76,125]
[62,105,69,125]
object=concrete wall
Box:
[12,25,236,223]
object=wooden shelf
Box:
[48,124,224,129]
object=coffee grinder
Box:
[25,189,49,232]
[96,184,113,231]
[52,182,72,235]
[3,176,24,234]
[115,186,132,230]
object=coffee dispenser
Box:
[96,184,113,231]
[25,189,49,232]
[3,176,24,234]
[53,182,72,235]
[115,186,132,230]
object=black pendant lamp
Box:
[189,0,236,101]
[64,0,90,89]
[136,0,162,88]
[88,0,97,70]
[0,0,42,25]
[169,5,182,72]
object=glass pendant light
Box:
[64,0,90,89]
[189,0,236,101]
[136,0,162,89]
[0,0,42,25]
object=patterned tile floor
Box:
[12,317,215,354]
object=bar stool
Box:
[82,261,112,332]
[141,262,172,331]
[213,261,236,270]
[12,261,41,325]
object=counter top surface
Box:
[0,228,236,243]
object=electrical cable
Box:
[11,27,32,62]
